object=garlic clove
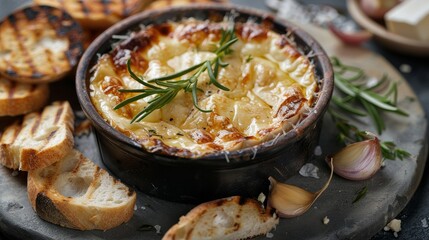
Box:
[328,133,382,181]
[268,160,334,218]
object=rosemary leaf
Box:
[138,224,155,232]
[353,186,368,203]
[332,96,366,116]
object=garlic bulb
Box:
[268,161,333,218]
[328,133,382,180]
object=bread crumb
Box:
[266,232,274,238]
[134,205,137,211]
[75,119,92,136]
[141,206,146,210]
[323,216,330,225]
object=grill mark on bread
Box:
[0,5,83,83]
[86,166,102,199]
[6,13,39,79]
[54,104,65,125]
[7,81,16,99]
[0,101,74,170]
[31,115,41,136]
[46,129,58,141]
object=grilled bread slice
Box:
[163,196,279,240]
[33,0,153,30]
[0,5,83,83]
[146,0,228,10]
[0,101,74,171]
[27,149,137,230]
[0,77,49,116]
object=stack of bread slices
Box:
[0,101,137,230]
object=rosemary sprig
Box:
[115,24,237,123]
[329,57,411,160]
[330,57,408,134]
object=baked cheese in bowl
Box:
[77,5,333,202]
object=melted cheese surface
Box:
[90,19,317,157]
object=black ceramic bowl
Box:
[76,5,334,203]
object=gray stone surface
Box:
[0,0,428,239]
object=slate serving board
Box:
[0,11,427,240]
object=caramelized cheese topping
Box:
[89,19,318,158]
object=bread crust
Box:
[0,78,49,116]
[146,0,229,10]
[0,101,74,170]
[27,149,137,230]
[0,5,83,83]
[34,0,153,30]
[163,196,279,240]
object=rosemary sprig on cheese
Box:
[328,57,411,160]
[114,25,237,123]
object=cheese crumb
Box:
[384,219,401,237]
[257,192,266,203]
[323,216,330,225]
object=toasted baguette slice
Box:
[0,101,74,170]
[163,196,279,240]
[0,77,49,116]
[34,0,152,30]
[146,0,228,10]
[0,5,83,83]
[27,149,137,230]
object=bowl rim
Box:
[347,0,429,56]
[76,4,334,167]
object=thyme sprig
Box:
[114,25,237,123]
[329,57,411,160]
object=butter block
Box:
[385,0,429,41]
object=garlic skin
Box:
[268,161,333,218]
[329,135,382,181]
